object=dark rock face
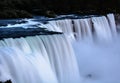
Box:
[115,14,120,32]
[0,9,33,19]
[0,0,119,18]
[0,80,12,83]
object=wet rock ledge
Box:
[0,28,62,40]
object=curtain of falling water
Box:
[91,16,112,41]
[44,14,116,42]
[107,14,117,37]
[0,13,117,83]
[0,34,81,83]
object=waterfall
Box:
[0,34,81,83]
[44,13,117,41]
[0,13,119,83]
[73,18,92,40]
[92,16,112,41]
[107,14,117,37]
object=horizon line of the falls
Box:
[0,34,82,83]
[44,13,117,41]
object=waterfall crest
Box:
[44,13,117,41]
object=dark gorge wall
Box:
[0,0,119,18]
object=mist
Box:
[73,34,120,83]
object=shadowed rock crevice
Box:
[0,80,12,83]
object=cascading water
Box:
[46,14,116,41]
[92,16,112,41]
[0,13,120,83]
[0,35,81,83]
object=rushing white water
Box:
[92,16,112,41]
[0,13,119,83]
[71,13,120,83]
[73,18,93,40]
[44,14,116,42]
[5,19,40,29]
[107,14,117,37]
[0,35,81,83]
